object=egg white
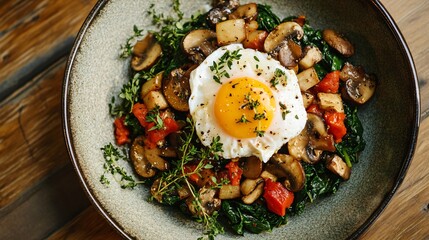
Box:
[188,44,307,162]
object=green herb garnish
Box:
[210,49,242,84]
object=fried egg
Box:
[188,44,306,162]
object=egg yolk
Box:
[214,77,276,138]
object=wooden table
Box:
[0,0,428,239]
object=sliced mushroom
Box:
[186,187,221,216]
[241,178,264,204]
[150,178,165,202]
[144,147,169,171]
[131,33,162,71]
[130,136,156,178]
[308,114,336,152]
[325,154,351,180]
[288,113,335,164]
[241,156,263,179]
[228,3,258,22]
[322,29,354,57]
[263,21,304,53]
[162,65,196,111]
[265,154,305,192]
[207,0,240,26]
[182,29,217,64]
[278,39,302,69]
[340,62,376,105]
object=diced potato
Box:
[143,90,169,110]
[219,185,241,199]
[216,19,246,46]
[240,178,263,195]
[245,20,259,33]
[241,181,264,204]
[141,72,163,98]
[317,92,344,113]
[301,91,315,109]
[297,67,320,91]
[326,154,351,180]
[259,170,278,182]
[243,30,268,51]
[299,46,323,69]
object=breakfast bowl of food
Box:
[62,0,420,239]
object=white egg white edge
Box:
[188,43,307,163]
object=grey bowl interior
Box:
[62,0,420,239]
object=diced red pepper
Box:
[146,117,180,146]
[263,178,294,217]
[324,111,347,143]
[225,161,243,186]
[184,164,200,184]
[293,15,306,26]
[114,117,130,145]
[315,70,340,93]
[306,103,324,117]
[132,102,180,148]
[132,103,149,128]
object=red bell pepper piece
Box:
[225,161,243,186]
[324,111,347,143]
[132,103,149,128]
[184,164,200,184]
[263,178,294,217]
[146,117,180,145]
[114,117,130,145]
[306,103,324,117]
[315,70,340,93]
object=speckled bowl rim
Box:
[62,0,420,239]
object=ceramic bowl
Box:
[62,0,420,239]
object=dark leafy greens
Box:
[102,1,369,239]
[222,200,287,235]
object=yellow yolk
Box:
[214,77,276,138]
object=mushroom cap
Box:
[264,21,304,53]
[182,29,217,56]
[322,29,355,57]
[265,154,305,192]
[131,33,162,71]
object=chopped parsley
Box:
[236,114,251,123]
[270,68,287,89]
[279,102,290,120]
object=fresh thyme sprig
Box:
[210,49,242,84]
[254,111,266,120]
[148,118,225,238]
[241,93,260,110]
[100,143,144,189]
[145,106,164,131]
[119,25,144,59]
[110,72,142,117]
[236,114,251,123]
[254,128,265,137]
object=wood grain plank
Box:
[47,206,122,240]
[0,60,69,208]
[0,0,97,101]
[0,165,90,240]
[380,0,429,116]
[361,117,429,239]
